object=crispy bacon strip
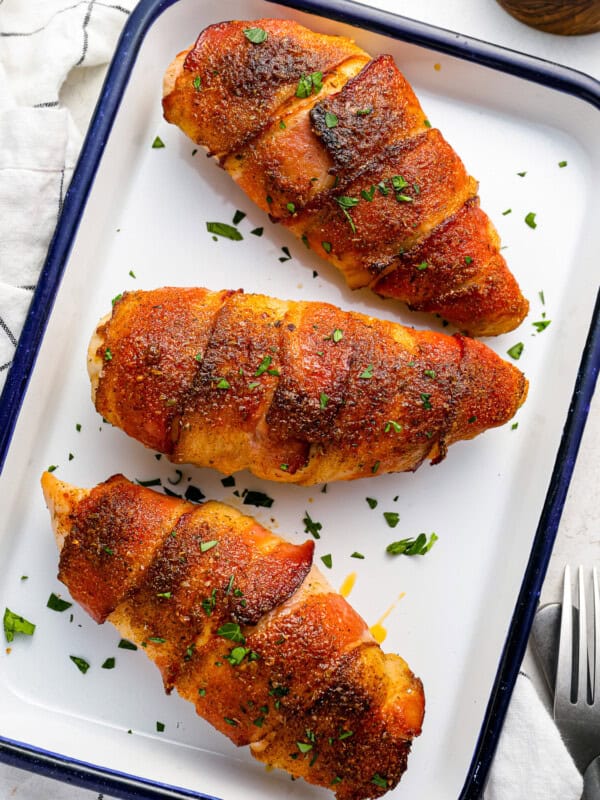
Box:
[88,287,528,485]
[162,19,528,336]
[41,472,425,800]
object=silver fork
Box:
[554,566,600,796]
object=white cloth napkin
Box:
[0,3,586,799]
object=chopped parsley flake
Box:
[533,320,551,332]
[359,364,374,379]
[325,111,338,128]
[321,554,333,569]
[351,552,365,559]
[156,591,172,599]
[420,393,432,410]
[366,497,378,509]
[206,222,243,241]
[335,196,359,233]
[286,202,296,213]
[465,256,473,264]
[193,76,202,91]
[185,485,205,503]
[104,348,113,361]
[322,241,332,253]
[200,539,218,553]
[152,136,165,149]
[525,212,537,229]
[559,161,567,167]
[517,171,527,177]
[371,461,380,474]
[296,72,323,98]
[255,355,273,376]
[279,119,286,129]
[507,342,524,360]
[243,490,274,508]
[361,186,376,202]
[47,464,58,473]
[372,774,388,789]
[250,227,264,237]
[217,623,245,644]
[118,639,137,650]
[156,721,165,732]
[101,657,115,669]
[319,392,329,410]
[383,512,400,528]
[47,593,72,612]
[356,107,372,116]
[387,532,438,556]
[332,328,343,342]
[3,608,35,642]
[384,420,402,433]
[216,378,230,389]
[502,209,512,216]
[279,246,292,262]
[423,119,431,127]
[70,655,90,674]
[303,511,322,539]
[243,27,268,44]
[232,209,246,225]
[416,261,428,271]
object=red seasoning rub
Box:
[88,287,528,484]
[41,472,425,800]
[162,19,528,336]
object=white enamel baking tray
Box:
[0,1,599,798]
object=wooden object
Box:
[496,0,600,35]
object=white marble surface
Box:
[2,0,599,797]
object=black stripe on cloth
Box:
[0,317,17,348]
[75,0,96,67]
[57,167,66,218]
[0,361,12,373]
[34,101,60,108]
[97,2,130,12]
[18,286,37,292]
[0,2,86,36]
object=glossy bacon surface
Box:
[162,19,528,336]
[41,472,425,800]
[88,287,528,485]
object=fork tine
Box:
[555,565,573,711]
[577,565,588,703]
[593,567,600,703]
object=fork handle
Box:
[583,755,600,799]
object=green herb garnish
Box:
[156,721,165,732]
[102,657,115,669]
[351,552,365,559]
[387,532,438,556]
[335,196,359,233]
[3,608,35,642]
[533,320,551,332]
[384,420,402,433]
[118,639,137,650]
[322,241,332,253]
[525,212,537,229]
[206,222,243,241]
[243,490,274,508]
[243,27,268,44]
[193,76,202,91]
[558,160,567,168]
[507,342,524,360]
[319,393,329,410]
[70,655,90,674]
[321,554,333,569]
[47,593,72,612]
[361,186,376,202]
[296,72,323,98]
[359,364,374,379]
[383,512,400,528]
[366,497,378,509]
[325,111,338,128]
[152,136,165,149]
[217,622,245,644]
[303,511,322,539]
[216,378,230,389]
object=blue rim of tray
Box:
[0,0,599,797]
